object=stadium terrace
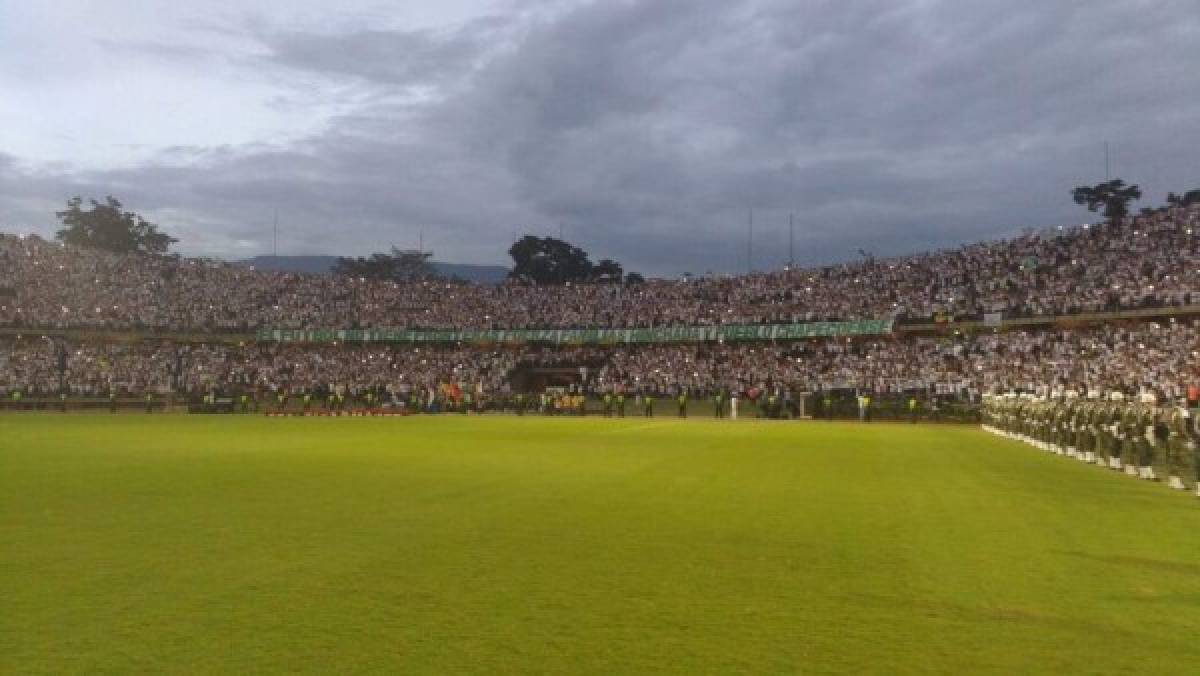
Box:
[3,204,1199,333]
[4,202,1200,414]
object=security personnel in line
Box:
[985,394,1197,489]
[616,392,626,417]
[643,393,655,417]
[677,391,688,418]
[714,390,725,418]
[908,395,919,423]
[857,394,872,423]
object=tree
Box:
[55,196,176,254]
[507,236,594,285]
[624,272,646,285]
[1167,189,1200,208]
[507,235,642,285]
[591,258,624,283]
[1071,179,1142,224]
[333,247,440,282]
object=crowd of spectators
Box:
[595,319,1199,402]
[4,203,1200,405]
[0,341,515,399]
[3,204,1199,332]
[4,320,1197,404]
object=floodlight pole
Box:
[789,213,795,267]
[747,209,754,274]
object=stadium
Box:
[4,1,1200,673]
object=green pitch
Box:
[3,415,1198,673]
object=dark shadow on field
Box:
[1054,550,1200,576]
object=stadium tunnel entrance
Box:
[509,366,585,392]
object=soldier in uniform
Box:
[1166,405,1194,490]
[1034,399,1049,450]
[1076,401,1096,463]
[1149,405,1172,482]
[1101,400,1123,469]
[1135,404,1159,480]
[1119,399,1140,474]
[1052,400,1069,455]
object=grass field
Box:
[3,415,1199,674]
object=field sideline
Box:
[2,415,1199,673]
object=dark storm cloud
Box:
[261,15,508,87]
[2,0,1199,276]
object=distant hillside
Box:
[238,255,510,284]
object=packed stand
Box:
[3,204,1200,332]
[4,320,1198,406]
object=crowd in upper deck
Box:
[3,204,1198,332]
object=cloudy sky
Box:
[1,0,1197,276]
